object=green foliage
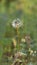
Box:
[0,0,37,65]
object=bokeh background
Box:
[0,0,37,65]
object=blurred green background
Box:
[0,0,37,39]
[0,0,37,64]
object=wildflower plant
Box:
[3,18,37,65]
[11,18,37,62]
[11,18,23,51]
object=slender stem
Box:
[16,27,20,51]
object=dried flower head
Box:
[34,51,36,54]
[30,50,33,55]
[12,18,23,28]
[25,34,31,44]
[21,38,26,42]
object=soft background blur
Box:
[0,0,37,39]
[0,0,37,64]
